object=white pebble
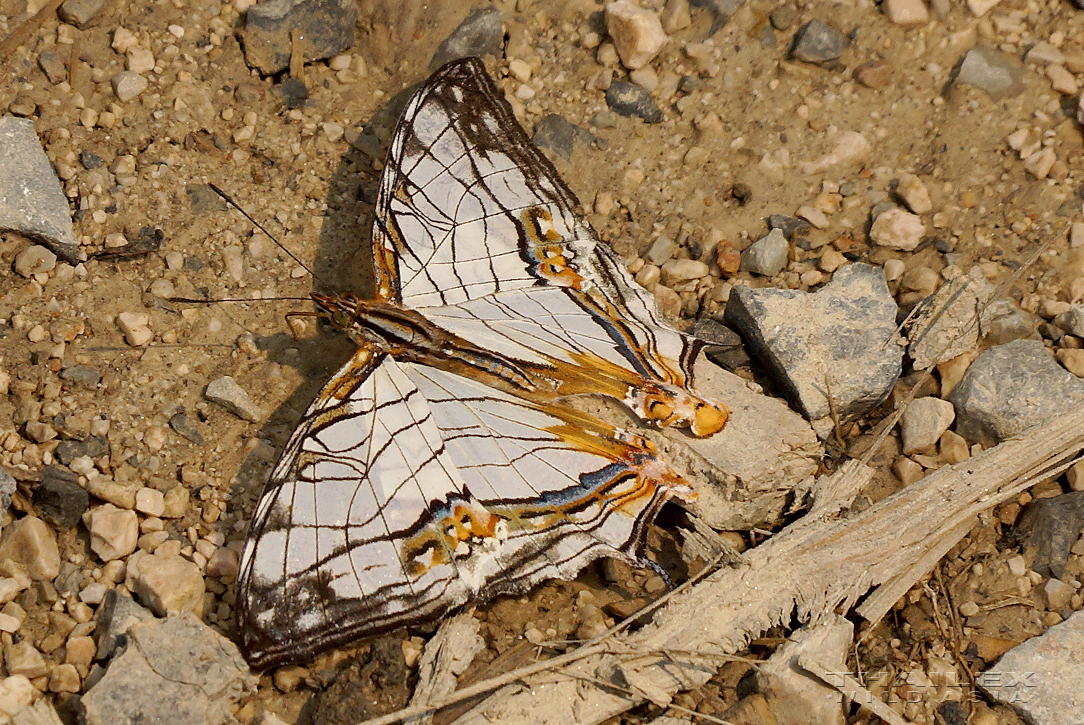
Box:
[870,209,925,251]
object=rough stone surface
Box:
[110,71,148,102]
[896,173,932,214]
[242,0,359,74]
[948,339,1084,446]
[980,608,1084,723]
[430,6,504,68]
[605,0,668,70]
[0,517,60,581]
[58,0,105,27]
[81,613,255,725]
[93,590,156,661]
[204,375,265,422]
[531,114,595,162]
[83,505,139,562]
[954,47,1026,100]
[1014,492,1084,579]
[31,468,89,529]
[668,356,821,530]
[900,397,955,454]
[870,208,925,250]
[0,675,36,718]
[605,81,662,123]
[724,264,903,436]
[756,615,851,725]
[790,19,844,66]
[740,228,790,276]
[0,469,15,521]
[906,275,996,370]
[0,117,82,262]
[131,553,206,616]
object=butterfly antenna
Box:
[208,183,318,281]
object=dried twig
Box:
[0,0,64,63]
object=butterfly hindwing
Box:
[238,347,688,668]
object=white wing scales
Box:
[238,58,725,668]
[238,347,685,667]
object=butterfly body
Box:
[237,58,726,669]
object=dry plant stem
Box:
[797,654,913,725]
[0,0,64,62]
[438,409,1084,725]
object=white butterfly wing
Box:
[372,58,599,307]
[238,348,688,668]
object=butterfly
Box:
[236,57,728,669]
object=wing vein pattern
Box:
[237,57,727,669]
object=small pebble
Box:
[605,0,668,70]
[884,0,929,25]
[116,311,153,346]
[111,71,148,101]
[796,205,829,229]
[870,209,925,251]
[896,173,932,214]
[14,246,57,278]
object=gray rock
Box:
[0,468,15,522]
[948,339,1084,446]
[789,19,844,66]
[59,363,101,388]
[906,275,995,371]
[770,3,796,30]
[32,466,88,529]
[430,6,504,68]
[644,235,678,266]
[979,608,1084,724]
[58,0,105,28]
[1013,492,1084,579]
[94,589,156,661]
[1053,304,1084,337]
[740,228,789,276]
[204,375,265,422]
[0,116,83,263]
[953,47,1026,100]
[724,264,903,436]
[690,318,749,374]
[690,0,743,35]
[82,612,256,725]
[605,81,663,123]
[169,410,205,445]
[37,49,68,84]
[984,299,1039,345]
[768,213,812,241]
[241,0,358,75]
[532,114,595,162]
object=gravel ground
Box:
[1,0,1084,723]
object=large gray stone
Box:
[82,613,255,725]
[0,117,83,263]
[953,46,1026,100]
[724,264,903,437]
[948,339,1084,446]
[979,608,1084,724]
